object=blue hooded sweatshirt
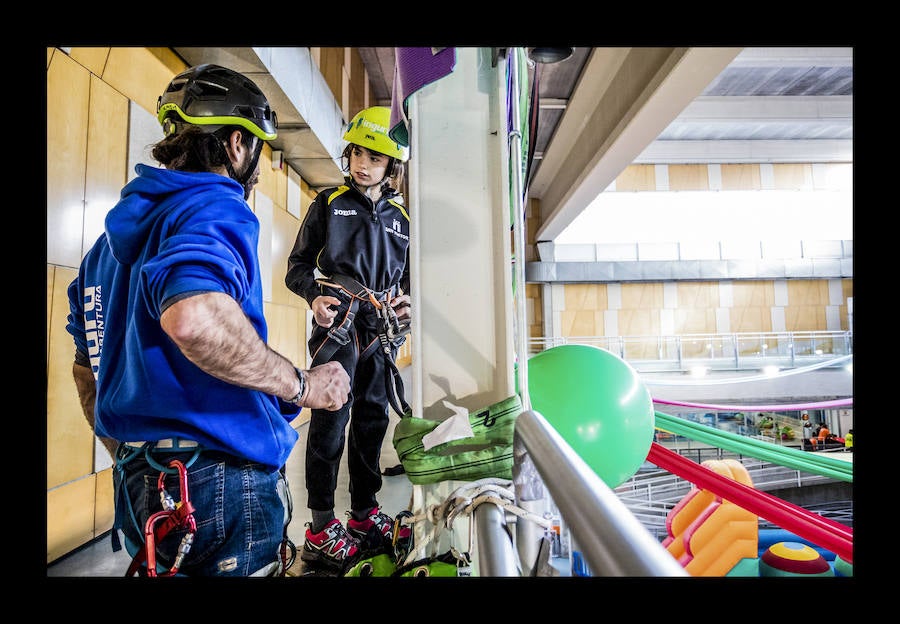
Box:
[66,164,299,471]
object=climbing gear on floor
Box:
[392,394,522,484]
[125,459,197,577]
[310,273,411,416]
[393,548,471,577]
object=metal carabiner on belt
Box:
[143,459,197,577]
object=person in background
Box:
[801,413,813,450]
[285,105,412,574]
[818,423,831,444]
[844,429,853,451]
[67,64,351,577]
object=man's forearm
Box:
[160,291,300,401]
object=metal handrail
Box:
[529,330,852,373]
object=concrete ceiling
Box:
[359,46,852,242]
[172,46,852,243]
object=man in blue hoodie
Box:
[66,64,351,577]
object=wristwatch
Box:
[288,367,307,406]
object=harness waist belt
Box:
[124,437,199,450]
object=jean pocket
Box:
[154,460,226,567]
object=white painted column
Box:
[405,47,516,573]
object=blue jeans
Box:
[114,445,291,577]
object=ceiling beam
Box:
[532,47,743,243]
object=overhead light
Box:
[527,47,574,64]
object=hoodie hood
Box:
[106,164,245,265]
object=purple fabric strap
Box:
[389,47,457,145]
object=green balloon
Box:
[527,344,654,488]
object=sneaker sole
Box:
[301,546,351,571]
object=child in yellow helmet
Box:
[285,106,412,573]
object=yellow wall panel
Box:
[785,306,826,331]
[564,283,606,312]
[616,164,656,191]
[668,164,709,191]
[731,281,774,308]
[256,145,276,204]
[67,47,110,76]
[676,282,718,309]
[302,179,318,214]
[787,279,829,306]
[319,48,345,113]
[47,52,90,269]
[730,307,773,333]
[272,156,287,213]
[102,48,186,116]
[48,476,97,563]
[772,163,812,190]
[720,164,761,190]
[48,266,94,488]
[84,75,129,255]
[617,309,660,336]
[271,209,301,307]
[265,301,306,370]
[347,48,366,117]
[94,467,116,535]
[621,283,663,310]
[674,308,717,335]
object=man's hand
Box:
[302,361,350,411]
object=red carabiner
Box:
[143,459,197,577]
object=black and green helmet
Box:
[157,63,278,141]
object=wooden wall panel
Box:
[94,468,116,536]
[319,48,345,116]
[67,47,110,76]
[347,48,366,118]
[564,283,606,313]
[676,282,718,309]
[732,281,775,308]
[617,308,660,337]
[256,144,278,206]
[264,301,306,371]
[271,208,300,307]
[83,75,128,255]
[102,47,185,116]
[674,308,717,335]
[785,306,827,331]
[48,476,97,563]
[787,279,829,306]
[772,163,813,190]
[47,52,90,269]
[668,164,709,191]
[720,164,761,190]
[729,306,773,333]
[616,164,656,191]
[621,283,663,310]
[562,309,600,336]
[47,266,94,489]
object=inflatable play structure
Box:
[662,458,758,576]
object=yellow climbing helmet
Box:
[343,106,409,162]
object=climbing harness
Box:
[311,273,411,416]
[125,458,197,577]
